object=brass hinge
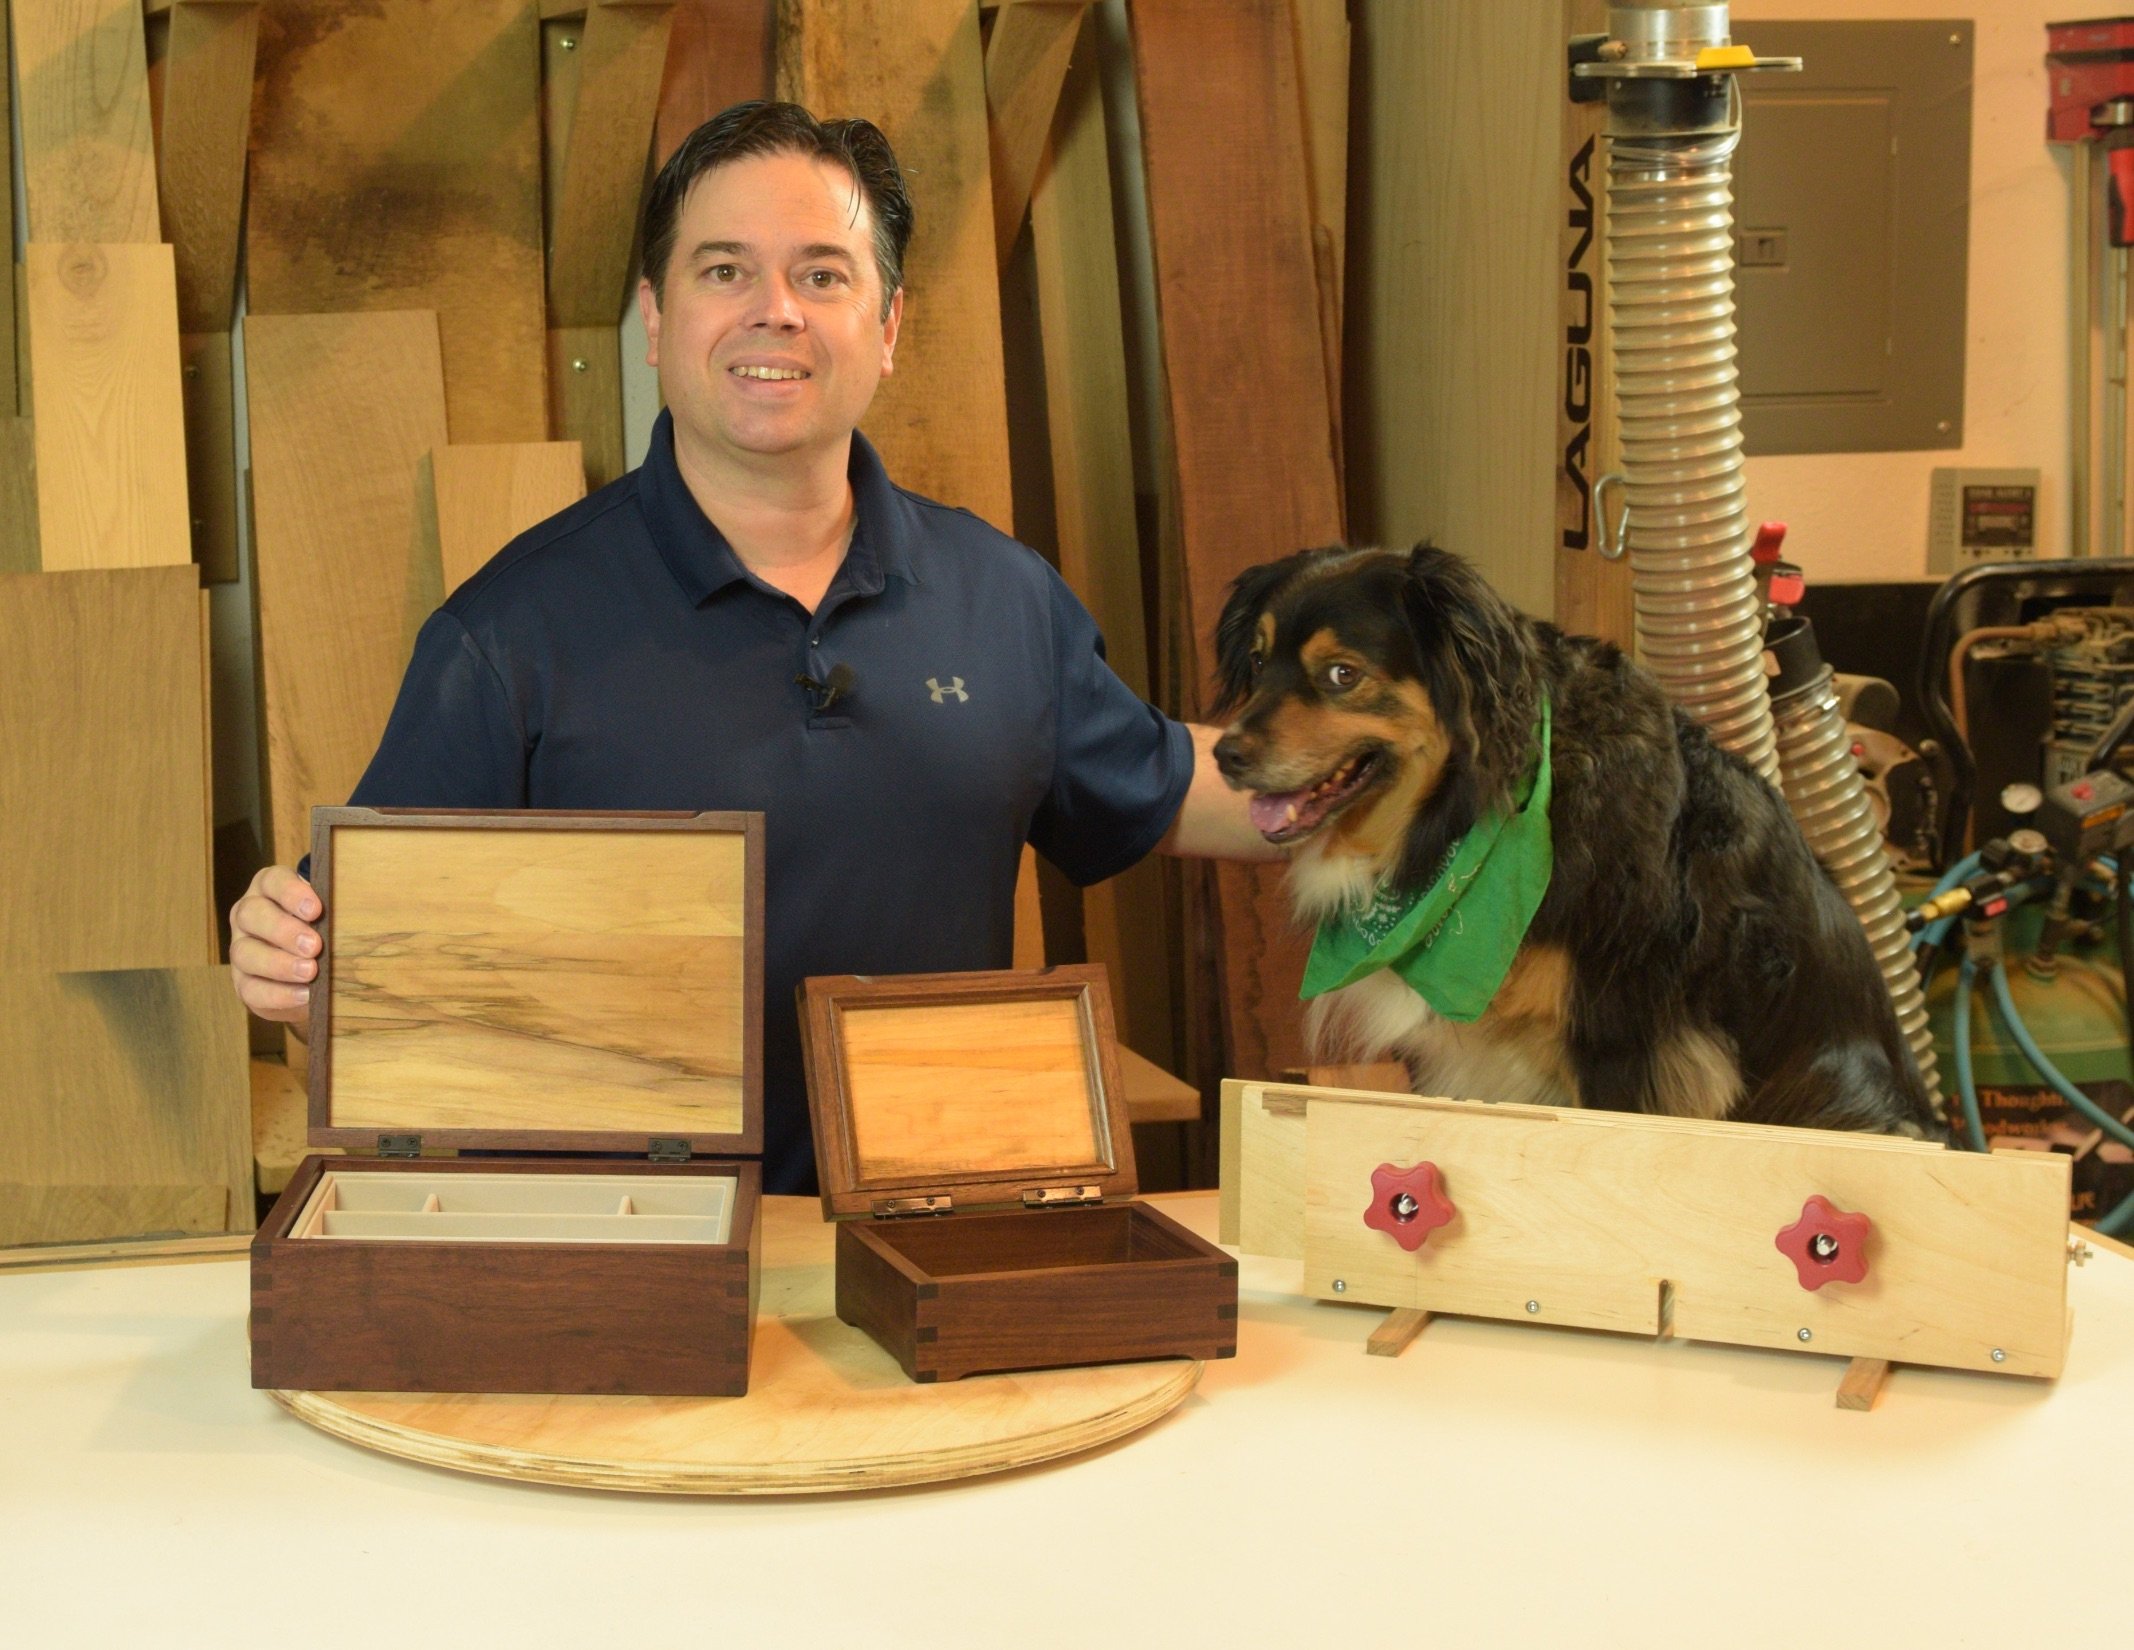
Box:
[872,1195,954,1217]
[1022,1184,1103,1209]
[647,1137,691,1163]
[376,1134,421,1159]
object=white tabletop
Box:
[4,1193,2127,1649]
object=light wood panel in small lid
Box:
[309,808,763,1156]
[800,965,1137,1219]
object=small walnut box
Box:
[800,964,1238,1383]
[250,808,765,1397]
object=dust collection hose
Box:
[1586,9,1942,1101]
[1597,5,1782,786]
[1768,620,1941,1106]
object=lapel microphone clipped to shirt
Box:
[796,662,859,715]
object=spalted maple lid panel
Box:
[315,813,761,1149]
[841,998,1103,1179]
[803,966,1138,1216]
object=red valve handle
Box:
[1775,1194,1872,1290]
[1364,1161,1455,1252]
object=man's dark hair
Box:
[640,100,914,318]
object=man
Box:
[230,102,1269,1191]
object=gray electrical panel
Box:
[1733,21,1973,456]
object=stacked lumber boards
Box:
[1127,0,1344,1085]
[4,0,1381,1236]
[1,0,245,1245]
[240,2,649,877]
[776,0,1357,1109]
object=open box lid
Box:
[307,807,763,1157]
[800,964,1137,1219]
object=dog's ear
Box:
[1401,544,1537,800]
[1211,548,1328,715]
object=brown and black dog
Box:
[1210,543,1943,1138]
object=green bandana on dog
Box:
[1298,699,1552,1022]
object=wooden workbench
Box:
[3,1194,2127,1646]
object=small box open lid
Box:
[308,808,763,1157]
[800,965,1137,1219]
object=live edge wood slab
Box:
[802,966,1237,1382]
[251,808,766,1397]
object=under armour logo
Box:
[927,676,969,704]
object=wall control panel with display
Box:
[1928,467,2041,571]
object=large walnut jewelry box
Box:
[800,964,1237,1383]
[250,808,764,1397]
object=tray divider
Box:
[313,1208,733,1244]
[293,1174,340,1239]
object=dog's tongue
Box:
[1248,793,1294,835]
[1249,788,1312,838]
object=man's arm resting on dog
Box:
[1158,723,1283,860]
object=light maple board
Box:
[25,243,192,572]
[12,0,160,244]
[1225,1081,2073,1379]
[431,440,586,595]
[0,567,214,973]
[0,1230,251,1273]
[0,965,251,1246]
[1345,2,1559,621]
[245,310,450,867]
[271,1192,1200,1493]
[247,0,546,443]
[778,0,1014,532]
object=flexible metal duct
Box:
[1599,5,1779,786]
[1770,623,1943,1107]
[1586,6,1939,1111]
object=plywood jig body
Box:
[1221,1080,2076,1400]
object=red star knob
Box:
[1775,1195,1873,1290]
[1364,1161,1455,1252]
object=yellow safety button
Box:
[1695,44,1756,69]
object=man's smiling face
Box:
[639,149,903,471]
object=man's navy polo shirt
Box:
[343,409,1193,1192]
